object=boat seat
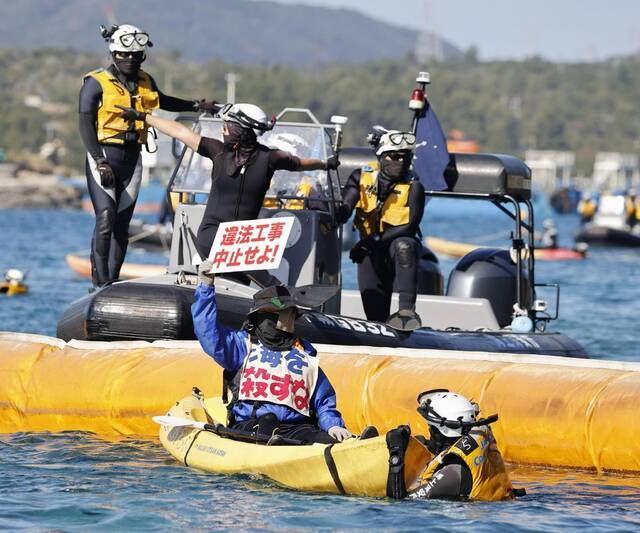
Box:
[340,290,500,331]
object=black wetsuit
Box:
[194,137,301,259]
[79,64,196,286]
[342,169,425,322]
[408,455,473,500]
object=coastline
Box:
[0,169,83,208]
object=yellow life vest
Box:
[625,197,636,217]
[284,181,314,210]
[353,167,412,238]
[84,68,159,145]
[415,427,513,501]
[578,199,597,219]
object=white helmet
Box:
[218,103,276,137]
[106,24,152,53]
[376,130,416,156]
[5,268,25,283]
[417,390,480,438]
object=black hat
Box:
[248,284,339,315]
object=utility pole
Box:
[225,73,240,104]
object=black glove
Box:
[349,236,379,264]
[115,104,146,122]
[325,155,340,171]
[96,158,115,188]
[195,99,219,113]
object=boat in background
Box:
[66,254,166,280]
[426,236,587,261]
[576,193,640,247]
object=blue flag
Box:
[413,104,450,191]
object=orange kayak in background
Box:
[65,254,166,280]
[425,237,587,261]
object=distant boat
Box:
[425,236,587,261]
[576,194,640,247]
[65,254,166,280]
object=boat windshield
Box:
[170,117,340,206]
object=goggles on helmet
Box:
[119,32,150,48]
[387,132,416,146]
[219,103,276,133]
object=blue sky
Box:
[265,0,640,62]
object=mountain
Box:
[0,0,461,66]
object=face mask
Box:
[223,122,257,149]
[425,426,458,455]
[113,54,143,79]
[380,156,411,181]
[247,312,296,351]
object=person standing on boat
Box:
[191,260,353,445]
[337,130,425,330]
[117,103,340,262]
[79,24,216,287]
[387,390,514,501]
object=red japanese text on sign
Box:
[207,217,294,274]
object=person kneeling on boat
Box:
[395,390,513,501]
[337,129,425,331]
[192,259,353,445]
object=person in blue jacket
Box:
[192,259,353,444]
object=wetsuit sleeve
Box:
[312,367,345,432]
[342,168,362,211]
[379,180,425,244]
[197,137,224,160]
[191,284,249,371]
[407,456,472,500]
[78,77,104,162]
[149,75,197,113]
[269,150,301,171]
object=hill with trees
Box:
[0,0,460,66]
[0,49,639,175]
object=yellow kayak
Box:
[158,394,431,496]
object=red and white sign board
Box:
[208,217,294,274]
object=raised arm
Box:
[116,105,202,151]
[145,114,202,151]
[298,155,339,172]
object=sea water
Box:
[1,204,640,531]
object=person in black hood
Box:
[191,259,354,444]
[337,129,425,331]
[79,23,216,287]
[117,102,340,266]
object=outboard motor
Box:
[446,248,530,327]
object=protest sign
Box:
[207,217,294,274]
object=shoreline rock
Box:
[0,172,83,209]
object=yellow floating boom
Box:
[1,332,639,474]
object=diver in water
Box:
[191,259,353,444]
[117,102,339,263]
[386,390,514,501]
[79,23,216,287]
[337,129,425,330]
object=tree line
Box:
[0,48,638,175]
